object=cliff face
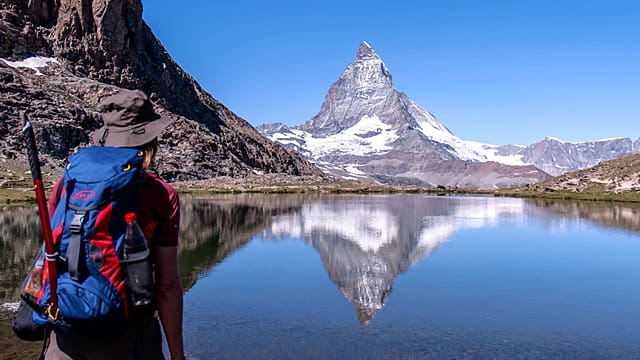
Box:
[0,0,321,182]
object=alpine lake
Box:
[1,194,640,359]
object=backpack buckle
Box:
[69,213,85,234]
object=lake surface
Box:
[2,194,640,359]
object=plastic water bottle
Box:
[122,212,153,306]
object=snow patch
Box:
[544,136,566,143]
[575,137,626,144]
[341,175,360,180]
[344,165,366,175]
[414,115,527,166]
[1,56,60,76]
[293,115,399,158]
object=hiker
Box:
[42,89,185,360]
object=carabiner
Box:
[47,304,60,321]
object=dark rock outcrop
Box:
[0,0,321,183]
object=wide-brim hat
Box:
[92,89,172,147]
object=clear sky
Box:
[142,0,639,146]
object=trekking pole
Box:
[21,114,59,319]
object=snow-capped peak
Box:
[299,41,395,136]
[285,41,533,169]
[356,41,379,60]
[544,136,566,143]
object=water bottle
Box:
[122,212,153,306]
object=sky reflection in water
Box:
[178,194,640,359]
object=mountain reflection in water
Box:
[3,194,640,326]
[177,194,306,291]
[259,195,526,325]
[527,198,640,233]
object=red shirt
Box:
[48,173,180,247]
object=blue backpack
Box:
[30,146,146,336]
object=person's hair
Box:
[136,138,158,171]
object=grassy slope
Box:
[499,154,640,202]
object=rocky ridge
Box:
[496,137,639,176]
[525,154,640,194]
[0,0,321,185]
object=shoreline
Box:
[2,175,639,206]
[0,306,45,359]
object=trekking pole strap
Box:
[45,251,59,262]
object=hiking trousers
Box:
[42,311,164,360]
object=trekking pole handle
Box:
[22,117,43,182]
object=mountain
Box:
[495,137,638,176]
[259,41,638,188]
[259,42,549,189]
[525,153,640,195]
[0,0,321,183]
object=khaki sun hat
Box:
[92,89,172,147]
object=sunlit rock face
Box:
[263,195,526,325]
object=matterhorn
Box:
[259,41,549,188]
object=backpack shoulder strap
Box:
[66,210,87,281]
[54,180,63,206]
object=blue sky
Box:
[142,0,639,145]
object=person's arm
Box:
[154,245,185,360]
